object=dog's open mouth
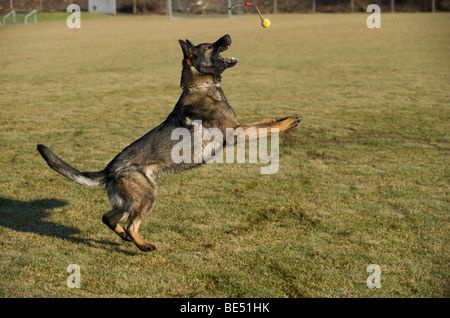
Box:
[214,34,238,69]
[218,46,238,68]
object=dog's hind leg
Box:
[102,209,131,242]
[116,173,158,252]
[107,171,158,252]
[124,196,157,252]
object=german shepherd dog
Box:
[37,34,302,252]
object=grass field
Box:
[0,12,449,298]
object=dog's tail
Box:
[37,144,106,186]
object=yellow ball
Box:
[261,18,271,28]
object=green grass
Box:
[0,13,449,298]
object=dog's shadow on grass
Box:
[0,198,137,255]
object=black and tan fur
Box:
[37,35,302,252]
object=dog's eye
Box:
[204,45,212,51]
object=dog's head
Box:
[179,34,238,83]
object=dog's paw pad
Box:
[139,243,157,252]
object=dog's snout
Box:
[215,34,232,48]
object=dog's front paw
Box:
[283,115,302,129]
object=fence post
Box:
[391,0,395,12]
[168,0,172,19]
[312,0,316,13]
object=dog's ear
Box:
[179,40,193,58]
[186,39,194,48]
